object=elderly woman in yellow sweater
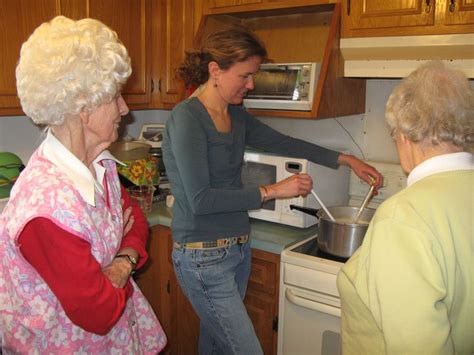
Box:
[337,61,473,354]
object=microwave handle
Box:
[260,64,287,71]
[286,289,341,317]
[289,204,320,218]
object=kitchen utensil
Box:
[317,206,375,258]
[109,141,151,161]
[311,189,335,222]
[127,185,156,213]
[351,184,375,223]
[290,205,375,258]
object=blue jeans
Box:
[172,241,263,355]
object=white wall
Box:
[258,79,400,163]
[0,80,400,164]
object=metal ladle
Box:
[352,183,375,223]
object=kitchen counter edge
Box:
[146,201,317,255]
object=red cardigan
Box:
[18,184,149,335]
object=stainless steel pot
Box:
[290,205,375,258]
[317,206,375,258]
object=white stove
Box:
[278,161,406,355]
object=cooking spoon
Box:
[311,189,336,222]
[352,183,375,223]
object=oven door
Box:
[279,284,341,355]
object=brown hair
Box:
[177,25,267,88]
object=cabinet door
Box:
[0,0,151,115]
[345,0,434,31]
[134,225,174,347]
[443,0,474,25]
[0,0,61,115]
[208,0,263,9]
[62,0,152,106]
[151,0,195,109]
[244,248,280,355]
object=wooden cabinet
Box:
[0,0,152,115]
[197,3,366,119]
[135,225,281,355]
[244,248,280,355]
[149,0,197,110]
[65,0,152,107]
[0,0,59,116]
[202,0,339,14]
[342,0,474,37]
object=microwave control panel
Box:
[297,64,313,99]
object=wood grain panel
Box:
[85,0,150,103]
[151,0,195,109]
[0,0,60,111]
[443,0,474,25]
[347,0,434,30]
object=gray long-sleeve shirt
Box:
[162,97,341,243]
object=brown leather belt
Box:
[173,235,249,250]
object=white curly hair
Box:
[385,61,473,150]
[16,16,131,126]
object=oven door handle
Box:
[286,289,341,317]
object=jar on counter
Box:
[148,147,167,182]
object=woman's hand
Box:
[122,199,134,236]
[263,173,313,201]
[338,154,383,189]
[103,247,139,288]
[103,258,133,288]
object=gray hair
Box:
[385,61,473,149]
[16,16,131,126]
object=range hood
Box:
[340,33,474,78]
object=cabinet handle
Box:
[425,0,431,13]
[449,0,456,12]
[347,0,350,16]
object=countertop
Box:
[146,201,318,254]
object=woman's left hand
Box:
[103,258,132,288]
[338,154,383,189]
[122,199,134,236]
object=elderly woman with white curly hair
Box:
[0,16,166,353]
[337,61,473,354]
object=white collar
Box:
[40,130,124,206]
[407,152,474,187]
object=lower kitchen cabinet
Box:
[135,225,280,355]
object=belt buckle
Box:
[237,235,248,244]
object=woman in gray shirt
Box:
[162,26,381,355]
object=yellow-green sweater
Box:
[337,166,473,355]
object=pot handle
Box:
[289,204,320,218]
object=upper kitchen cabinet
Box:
[342,0,474,37]
[0,0,152,116]
[203,0,339,14]
[196,3,366,119]
[0,0,60,116]
[62,0,152,108]
[149,0,198,110]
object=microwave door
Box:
[248,70,300,101]
[241,161,276,211]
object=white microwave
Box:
[243,62,320,111]
[241,151,350,228]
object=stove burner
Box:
[290,236,349,263]
[314,248,348,263]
